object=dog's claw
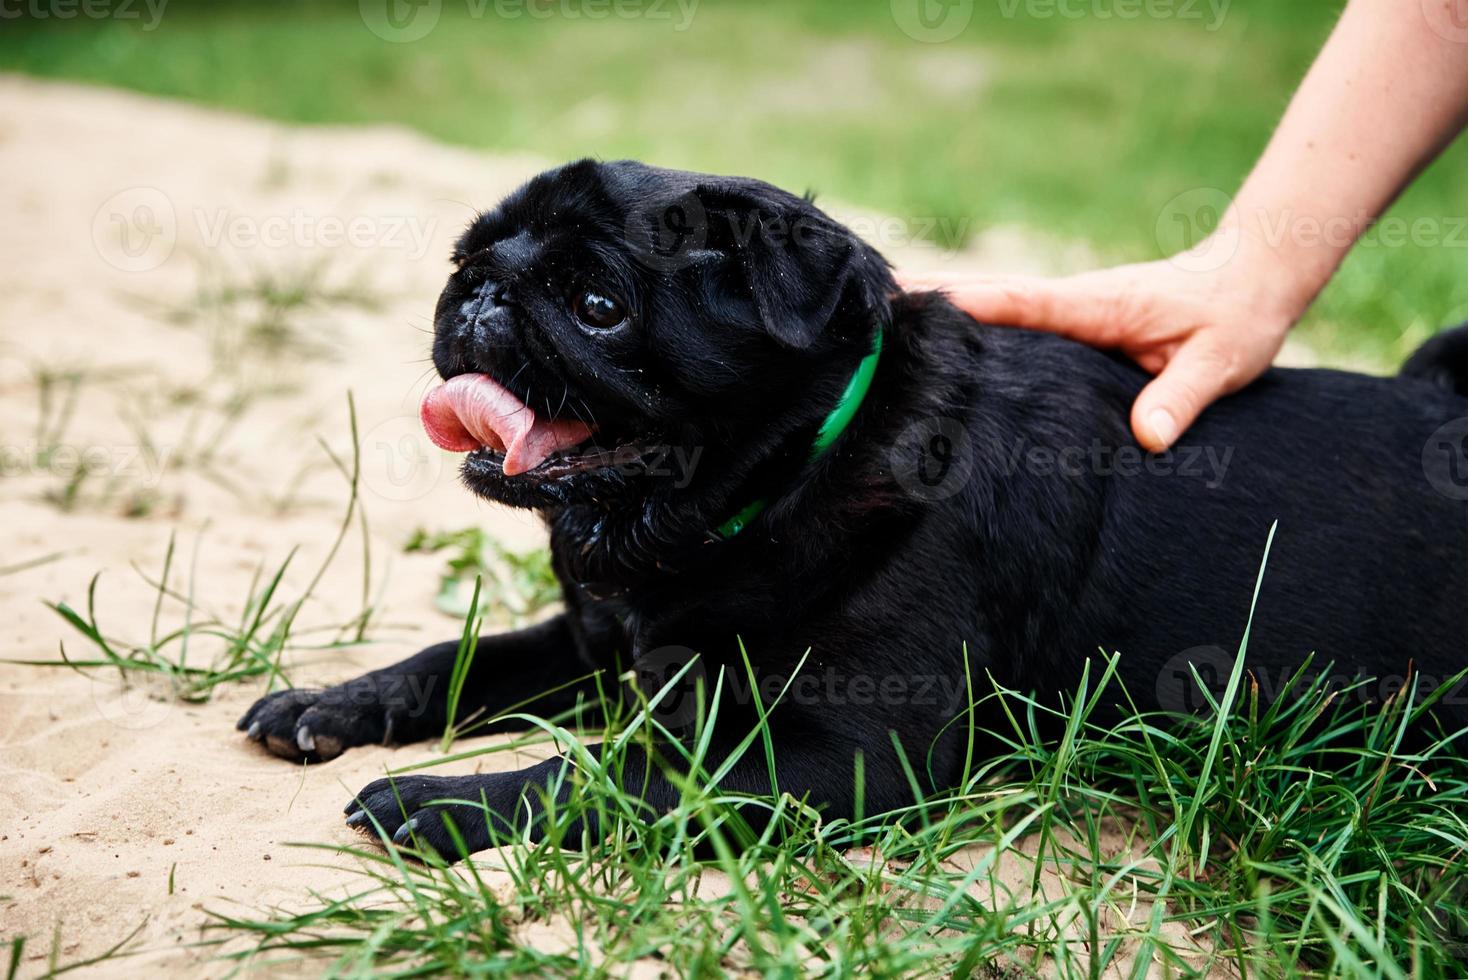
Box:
[392,817,418,846]
[247,721,261,740]
[345,810,369,829]
[296,727,316,753]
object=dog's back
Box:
[900,307,1468,733]
[1401,321,1468,397]
[1103,361,1468,721]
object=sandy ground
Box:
[0,76,1239,976]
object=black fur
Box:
[1403,324,1468,397]
[240,160,1468,859]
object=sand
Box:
[0,75,1236,976]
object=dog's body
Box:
[241,161,1468,857]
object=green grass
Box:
[177,532,1468,976]
[5,921,149,980]
[16,513,1468,975]
[152,257,381,368]
[201,642,1468,976]
[6,1,1468,362]
[11,9,1468,973]
[10,394,382,701]
[440,574,485,753]
[12,255,375,518]
[404,525,562,622]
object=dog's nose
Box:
[455,281,517,342]
[486,280,515,306]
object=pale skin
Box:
[906,0,1468,451]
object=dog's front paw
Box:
[237,679,398,762]
[343,773,540,859]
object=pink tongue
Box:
[421,373,593,476]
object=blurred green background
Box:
[5,0,1465,363]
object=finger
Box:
[901,273,1128,347]
[896,270,1006,292]
[1130,340,1236,452]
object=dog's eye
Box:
[572,289,627,330]
[453,248,489,272]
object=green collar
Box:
[713,329,884,539]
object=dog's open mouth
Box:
[421,372,643,482]
[421,372,593,475]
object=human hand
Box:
[901,246,1305,451]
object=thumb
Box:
[1130,340,1234,452]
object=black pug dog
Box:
[240,160,1468,858]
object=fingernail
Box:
[1147,409,1178,449]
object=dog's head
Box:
[423,159,894,544]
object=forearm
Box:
[1221,0,1468,317]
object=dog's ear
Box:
[697,181,894,350]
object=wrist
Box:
[1213,198,1358,328]
[1199,217,1329,334]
